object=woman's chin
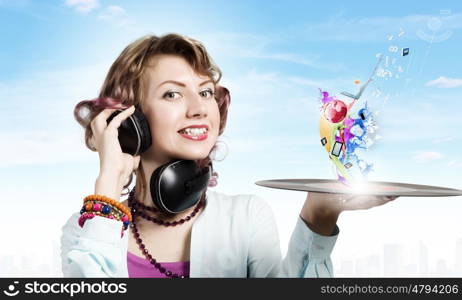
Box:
[177,152,210,161]
[175,143,215,160]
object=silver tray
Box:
[255,179,462,197]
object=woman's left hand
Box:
[299,192,399,236]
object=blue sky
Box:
[1,0,462,276]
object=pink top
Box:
[127,252,190,278]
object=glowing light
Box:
[349,179,371,194]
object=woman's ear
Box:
[88,135,97,151]
[215,85,231,107]
[215,85,231,136]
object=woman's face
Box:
[141,54,220,163]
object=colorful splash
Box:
[317,27,410,185]
[319,90,378,184]
[318,87,379,185]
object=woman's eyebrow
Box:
[157,80,186,88]
[157,79,213,89]
[199,79,213,86]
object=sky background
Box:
[1,0,462,277]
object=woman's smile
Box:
[178,124,209,141]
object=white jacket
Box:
[61,190,338,277]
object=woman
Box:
[60,33,396,278]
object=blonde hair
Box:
[74,33,230,201]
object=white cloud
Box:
[432,136,455,143]
[412,151,444,163]
[0,130,96,167]
[97,5,130,27]
[426,76,462,88]
[65,0,99,13]
[98,5,125,20]
[448,160,462,168]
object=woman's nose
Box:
[186,93,207,118]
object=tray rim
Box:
[255,179,462,197]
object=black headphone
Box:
[107,108,211,214]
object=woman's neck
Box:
[137,157,163,207]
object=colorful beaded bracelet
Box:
[78,212,127,238]
[83,194,132,221]
[82,201,127,221]
[80,204,127,222]
[78,210,129,229]
[79,202,131,231]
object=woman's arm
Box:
[91,106,141,199]
[300,192,339,236]
[60,212,129,277]
[60,106,140,277]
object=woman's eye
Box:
[200,89,215,98]
[163,91,181,100]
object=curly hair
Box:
[73,33,231,201]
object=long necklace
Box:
[129,219,188,278]
[127,189,205,278]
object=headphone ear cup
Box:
[107,108,152,156]
[109,113,139,156]
[131,109,152,155]
[150,160,210,214]
[150,162,167,211]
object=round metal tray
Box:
[255,179,462,197]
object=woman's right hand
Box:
[90,105,140,200]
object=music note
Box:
[372,88,382,98]
[376,68,393,78]
[388,45,398,53]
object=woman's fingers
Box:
[373,195,398,207]
[91,108,119,134]
[90,106,135,149]
[382,195,399,204]
[342,194,399,211]
[90,105,133,133]
[106,106,136,130]
[307,192,400,215]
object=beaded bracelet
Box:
[80,203,127,222]
[83,194,132,221]
[79,207,130,229]
[78,212,127,238]
[82,201,127,221]
[79,194,132,236]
